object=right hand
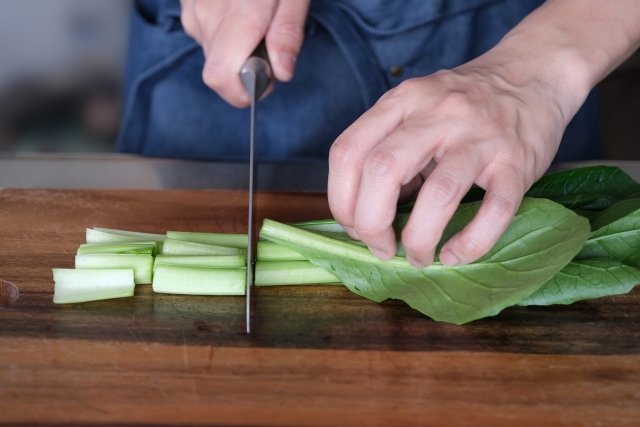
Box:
[180,0,310,107]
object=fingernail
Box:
[406,255,424,269]
[343,226,360,240]
[440,250,459,266]
[369,247,391,261]
[278,51,296,79]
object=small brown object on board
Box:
[0,279,18,306]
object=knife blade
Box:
[240,40,273,334]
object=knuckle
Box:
[363,147,399,177]
[181,14,198,39]
[269,20,304,48]
[439,91,473,115]
[456,233,487,259]
[401,233,435,259]
[202,63,227,90]
[482,118,505,139]
[328,198,352,224]
[424,173,460,207]
[329,136,357,168]
[353,221,384,242]
[486,194,519,220]
[389,79,419,100]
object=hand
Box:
[180,0,310,107]
[328,58,574,268]
[328,0,640,268]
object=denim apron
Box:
[118,0,601,163]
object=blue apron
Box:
[118,0,601,163]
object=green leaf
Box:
[576,199,640,267]
[526,166,640,211]
[260,198,590,325]
[519,259,640,306]
[462,166,640,211]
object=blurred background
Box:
[0,0,638,159]
[0,0,129,153]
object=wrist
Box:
[467,0,640,128]
[492,28,594,124]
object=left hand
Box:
[327,0,640,268]
[327,58,572,268]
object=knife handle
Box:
[240,39,273,100]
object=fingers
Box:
[351,120,443,259]
[400,146,486,267]
[328,87,408,238]
[265,0,310,81]
[200,0,278,107]
[180,0,201,41]
[438,172,524,266]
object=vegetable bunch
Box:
[52,166,640,325]
[259,166,640,324]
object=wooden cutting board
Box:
[1,189,640,426]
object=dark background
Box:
[0,0,637,159]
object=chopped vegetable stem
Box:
[153,254,246,272]
[257,241,305,261]
[255,261,341,286]
[161,238,247,256]
[153,264,245,295]
[75,254,153,284]
[166,231,248,249]
[53,268,135,304]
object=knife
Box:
[240,40,273,334]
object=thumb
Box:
[265,0,310,82]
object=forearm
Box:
[468,0,640,124]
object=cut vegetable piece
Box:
[255,261,342,286]
[75,254,153,284]
[86,229,165,251]
[153,254,246,272]
[519,259,640,306]
[87,228,143,244]
[292,219,345,233]
[77,242,157,256]
[160,238,246,256]
[52,268,134,304]
[166,231,248,249]
[257,241,305,261]
[153,264,245,295]
[260,198,590,325]
[93,228,166,241]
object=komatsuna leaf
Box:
[576,198,640,267]
[260,198,590,325]
[519,259,640,306]
[462,166,640,211]
[527,166,640,210]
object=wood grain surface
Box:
[1,189,640,426]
